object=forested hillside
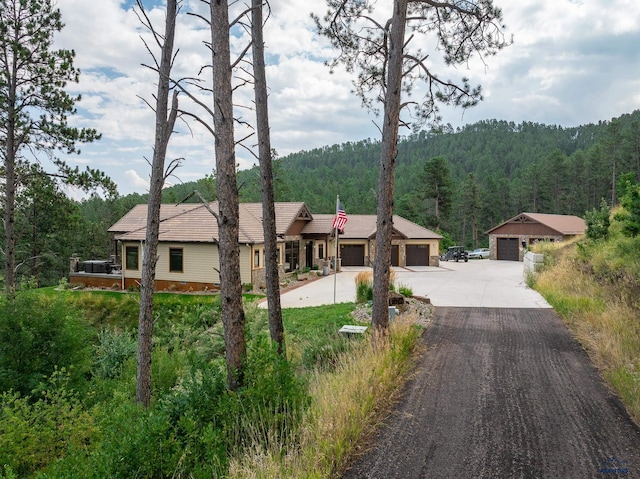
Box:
[8,111,639,287]
[236,110,640,246]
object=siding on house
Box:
[156,243,220,284]
[120,241,254,288]
[238,244,252,285]
[403,238,440,256]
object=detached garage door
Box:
[406,244,430,266]
[497,237,519,261]
[341,244,365,266]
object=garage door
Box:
[406,244,430,266]
[341,244,365,266]
[497,238,519,261]
[391,245,400,266]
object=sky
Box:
[51,0,640,197]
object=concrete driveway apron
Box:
[265,260,551,309]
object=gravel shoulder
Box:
[342,307,640,478]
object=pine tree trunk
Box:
[211,0,246,390]
[371,0,407,340]
[252,0,285,355]
[136,0,178,407]
[3,77,17,298]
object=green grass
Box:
[282,303,358,339]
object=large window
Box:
[169,248,183,272]
[126,246,139,270]
[285,241,299,272]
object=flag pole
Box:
[334,195,339,304]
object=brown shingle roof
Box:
[300,214,336,235]
[301,214,442,239]
[111,202,313,244]
[486,212,586,236]
[108,203,201,234]
[523,212,586,235]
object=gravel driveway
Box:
[342,307,640,478]
[270,260,640,477]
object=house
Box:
[70,202,442,291]
[486,212,586,261]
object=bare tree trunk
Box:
[210,0,246,390]
[3,77,17,298]
[136,0,179,407]
[252,0,285,355]
[371,0,407,340]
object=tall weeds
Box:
[355,269,397,303]
[228,313,422,478]
[532,241,640,423]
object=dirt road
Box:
[342,308,640,478]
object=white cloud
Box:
[49,0,640,195]
[124,169,150,191]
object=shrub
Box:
[615,182,640,237]
[585,199,611,241]
[93,329,137,379]
[0,294,94,397]
[355,270,400,302]
[75,398,182,479]
[0,371,96,477]
[234,336,309,450]
[355,271,373,303]
[398,283,413,297]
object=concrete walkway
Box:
[263,260,551,309]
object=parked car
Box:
[468,248,490,259]
[441,246,468,262]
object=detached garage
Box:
[487,212,586,261]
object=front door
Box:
[305,241,314,269]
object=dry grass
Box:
[532,242,640,423]
[228,312,422,478]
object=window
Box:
[169,248,183,272]
[254,249,260,268]
[126,246,139,270]
[285,241,299,272]
[318,244,324,259]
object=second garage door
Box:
[341,244,365,266]
[406,244,430,266]
[497,237,519,261]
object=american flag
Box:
[332,201,348,231]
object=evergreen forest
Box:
[7,110,640,288]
